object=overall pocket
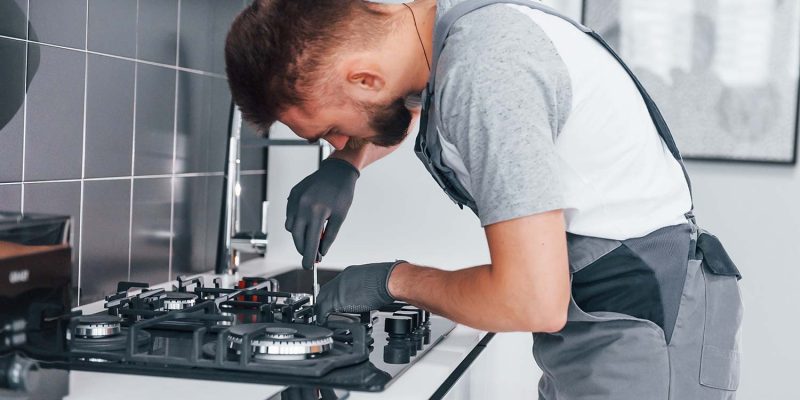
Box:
[697,232,743,391]
[533,298,670,400]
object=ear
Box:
[347,70,385,92]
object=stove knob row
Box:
[383,307,435,365]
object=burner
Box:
[73,315,122,338]
[227,323,334,361]
[161,292,198,311]
[68,315,151,354]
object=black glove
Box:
[315,261,403,324]
[285,158,360,270]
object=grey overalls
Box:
[414,1,744,399]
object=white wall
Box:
[685,161,800,400]
[264,1,798,398]
[265,120,490,270]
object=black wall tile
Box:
[169,175,258,272]
[134,63,175,176]
[28,0,87,49]
[204,175,222,269]
[0,38,26,182]
[24,181,82,305]
[240,122,266,171]
[24,44,85,181]
[178,0,244,74]
[0,185,22,212]
[0,0,28,39]
[130,177,171,285]
[171,175,209,275]
[238,173,266,233]
[234,173,265,265]
[137,0,178,65]
[241,145,267,171]
[175,72,230,174]
[87,0,136,58]
[80,179,131,304]
[84,54,134,178]
[3,0,245,296]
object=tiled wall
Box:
[0,0,267,305]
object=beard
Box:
[361,97,413,147]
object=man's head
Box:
[225,0,433,150]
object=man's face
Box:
[280,96,413,150]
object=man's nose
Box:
[323,133,349,150]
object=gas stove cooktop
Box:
[32,274,455,393]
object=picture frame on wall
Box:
[582,0,800,165]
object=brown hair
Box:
[225,0,389,135]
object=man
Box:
[225,1,743,398]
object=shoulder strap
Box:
[428,0,695,214]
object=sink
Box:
[267,268,341,294]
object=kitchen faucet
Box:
[215,104,333,278]
[215,106,268,277]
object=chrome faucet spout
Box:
[220,108,270,275]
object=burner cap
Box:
[227,323,334,361]
[264,327,298,339]
[73,315,123,338]
[162,292,198,310]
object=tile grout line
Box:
[77,0,90,307]
[0,35,227,79]
[168,0,182,280]
[20,0,30,214]
[127,0,141,282]
[0,171,247,186]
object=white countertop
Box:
[67,257,488,399]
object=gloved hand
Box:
[285,158,360,270]
[315,261,403,324]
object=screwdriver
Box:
[311,223,326,309]
[313,252,321,298]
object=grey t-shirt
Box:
[433,0,572,226]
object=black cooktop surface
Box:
[30,275,455,392]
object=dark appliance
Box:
[0,212,71,400]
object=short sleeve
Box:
[435,4,573,226]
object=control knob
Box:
[393,311,420,330]
[384,316,412,337]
